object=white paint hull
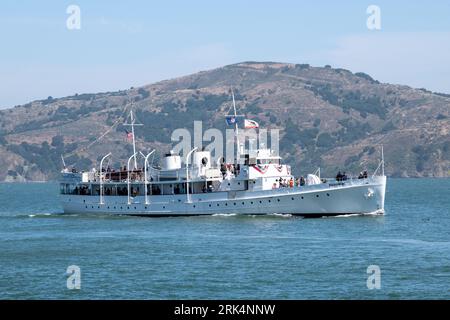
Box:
[61,176,386,217]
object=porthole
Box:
[234,202,236,206]
[277,199,280,202]
[316,195,319,198]
[259,200,262,204]
[238,182,241,185]
[193,205,196,208]
[209,204,211,207]
[114,206,116,209]
[217,204,219,207]
[85,206,88,209]
[301,197,304,199]
[145,207,148,210]
[98,206,100,209]
[251,201,254,204]
[163,206,166,209]
[225,203,228,206]
[134,207,137,209]
[327,193,330,197]
[291,197,294,201]
[268,200,271,203]
[242,202,245,205]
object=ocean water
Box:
[0,179,449,300]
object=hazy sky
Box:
[1,0,449,108]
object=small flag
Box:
[244,119,259,129]
[125,129,133,140]
[226,116,237,126]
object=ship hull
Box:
[61,176,386,217]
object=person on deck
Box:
[300,176,306,186]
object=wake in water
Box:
[325,209,385,218]
[268,213,293,218]
[211,213,293,219]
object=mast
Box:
[130,110,137,169]
[124,108,142,170]
[231,88,239,162]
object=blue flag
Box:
[226,116,237,126]
[225,115,243,126]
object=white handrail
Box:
[99,152,112,205]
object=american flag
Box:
[125,129,133,140]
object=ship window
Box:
[193,205,196,208]
[301,197,304,199]
[209,204,211,207]
[145,207,147,210]
[316,195,319,198]
[217,204,219,206]
[242,202,244,205]
[225,203,228,206]
[327,193,330,197]
[234,202,236,205]
[277,199,280,202]
[134,207,137,209]
[163,206,166,209]
[85,206,87,209]
[268,200,271,203]
[259,200,262,203]
[127,207,130,209]
[238,182,241,185]
[114,206,116,209]
[291,197,294,200]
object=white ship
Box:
[60,97,386,218]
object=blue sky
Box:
[1,0,450,108]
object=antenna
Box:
[123,106,143,170]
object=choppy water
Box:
[0,179,449,299]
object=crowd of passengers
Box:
[272,177,306,189]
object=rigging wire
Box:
[63,99,134,167]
